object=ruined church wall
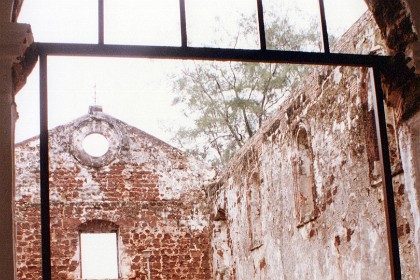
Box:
[398,110,420,271]
[209,12,419,280]
[210,67,419,280]
[15,113,215,280]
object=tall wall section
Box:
[15,110,215,279]
[209,12,419,280]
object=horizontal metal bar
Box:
[36,43,390,67]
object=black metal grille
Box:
[36,1,401,279]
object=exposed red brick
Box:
[15,111,215,279]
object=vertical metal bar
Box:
[256,0,266,50]
[318,0,330,53]
[98,0,104,44]
[370,67,402,280]
[40,54,51,280]
[179,0,188,47]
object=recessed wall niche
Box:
[293,124,317,225]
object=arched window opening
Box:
[247,168,263,250]
[294,126,317,226]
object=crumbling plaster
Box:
[364,0,418,53]
[210,67,399,279]
[398,111,420,269]
[404,0,420,74]
[208,11,419,280]
[15,110,216,279]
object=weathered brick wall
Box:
[15,110,215,279]
[364,0,417,53]
[209,12,419,280]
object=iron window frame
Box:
[34,1,401,279]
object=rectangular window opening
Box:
[80,232,119,279]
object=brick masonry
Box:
[15,108,215,279]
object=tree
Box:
[171,12,322,168]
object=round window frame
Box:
[71,117,122,167]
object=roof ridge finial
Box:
[94,83,97,106]
[89,83,103,114]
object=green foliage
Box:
[171,13,321,168]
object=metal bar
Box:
[318,0,330,53]
[256,0,266,50]
[98,0,104,44]
[40,55,51,280]
[36,43,390,67]
[370,67,402,280]
[179,0,187,47]
[35,41,398,279]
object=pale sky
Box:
[80,233,119,279]
[15,0,368,144]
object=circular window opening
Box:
[82,133,110,157]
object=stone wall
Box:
[364,0,417,53]
[15,108,215,279]
[208,12,419,280]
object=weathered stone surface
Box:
[11,0,24,22]
[12,43,37,95]
[208,12,419,280]
[364,0,418,52]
